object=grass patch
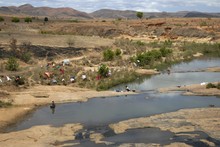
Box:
[0,101,12,108]
[181,42,220,57]
[96,69,138,91]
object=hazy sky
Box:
[0,0,220,13]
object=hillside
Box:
[0,4,92,19]
[1,4,220,20]
[91,9,220,19]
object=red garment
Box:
[60,68,64,74]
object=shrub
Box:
[0,101,12,108]
[147,41,161,48]
[44,17,48,22]
[103,49,114,61]
[21,52,31,63]
[160,47,172,57]
[135,40,146,46]
[163,40,172,48]
[98,64,109,78]
[206,83,216,89]
[136,50,162,66]
[217,83,220,89]
[115,48,122,56]
[5,57,19,71]
[24,17,32,23]
[0,16,4,22]
[11,17,20,23]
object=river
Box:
[6,58,220,146]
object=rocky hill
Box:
[0,4,92,19]
[0,4,220,19]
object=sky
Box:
[0,0,220,13]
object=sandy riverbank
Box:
[158,82,220,96]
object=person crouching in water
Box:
[50,101,56,109]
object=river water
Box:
[6,58,220,146]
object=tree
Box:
[5,57,19,71]
[24,17,32,23]
[11,17,20,23]
[136,12,143,19]
[44,17,48,22]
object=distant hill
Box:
[0,4,92,19]
[90,9,137,19]
[91,9,220,19]
[184,11,220,18]
[0,4,220,19]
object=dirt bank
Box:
[158,83,220,96]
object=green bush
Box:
[135,40,146,46]
[0,16,4,22]
[147,41,161,48]
[20,52,31,63]
[160,47,172,57]
[136,50,162,66]
[0,101,12,108]
[206,83,216,89]
[11,17,20,23]
[24,17,32,23]
[163,40,172,48]
[103,49,114,61]
[98,64,109,77]
[5,57,19,71]
[115,48,122,56]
